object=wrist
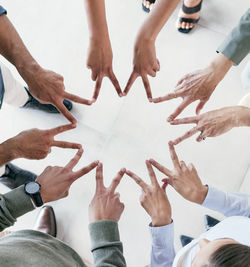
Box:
[0,139,18,162]
[194,185,208,204]
[152,214,172,227]
[236,106,250,127]
[135,35,155,49]
[17,60,42,83]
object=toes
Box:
[146,1,150,9]
[181,22,186,29]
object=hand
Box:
[36,149,99,203]
[87,39,122,101]
[126,161,171,227]
[170,106,247,145]
[24,67,92,124]
[150,143,208,204]
[152,53,233,121]
[10,124,81,160]
[89,163,125,223]
[124,39,160,101]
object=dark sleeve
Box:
[89,220,126,267]
[0,6,7,16]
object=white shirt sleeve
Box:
[202,186,250,217]
[149,221,176,267]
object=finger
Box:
[73,160,99,180]
[168,142,181,170]
[141,75,152,100]
[51,140,81,149]
[92,75,103,100]
[167,99,191,122]
[196,129,210,142]
[196,100,206,115]
[63,92,92,105]
[126,170,148,192]
[180,160,187,170]
[109,70,123,97]
[56,101,77,124]
[109,168,126,194]
[152,87,188,103]
[172,127,199,145]
[65,148,83,170]
[91,71,97,81]
[170,116,198,125]
[149,159,172,177]
[95,163,105,192]
[123,71,138,96]
[162,182,168,192]
[50,123,76,136]
[146,160,159,187]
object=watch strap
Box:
[32,192,43,207]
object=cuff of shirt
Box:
[0,6,7,16]
[89,220,121,252]
[4,185,35,219]
[149,221,174,247]
[202,185,226,210]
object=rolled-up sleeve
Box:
[217,8,250,65]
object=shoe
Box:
[33,206,57,237]
[0,163,37,189]
[180,235,194,247]
[22,87,73,113]
[204,215,220,231]
[177,0,202,34]
[142,0,156,13]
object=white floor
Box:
[0,0,250,266]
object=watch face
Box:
[25,182,40,194]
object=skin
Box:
[36,148,99,203]
[84,0,122,101]
[191,238,239,267]
[126,160,172,226]
[150,142,208,204]
[89,163,125,223]
[0,124,81,166]
[170,106,250,145]
[152,53,234,120]
[0,14,92,124]
[124,0,180,100]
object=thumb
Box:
[196,100,206,115]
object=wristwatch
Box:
[24,181,43,207]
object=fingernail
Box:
[149,158,154,163]
[123,92,127,96]
[167,117,172,122]
[148,98,152,102]
[119,93,123,97]
[91,98,96,103]
[168,141,173,146]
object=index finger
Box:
[172,127,199,145]
[108,70,122,97]
[149,159,172,177]
[168,142,181,170]
[146,160,159,187]
[92,75,103,100]
[63,92,92,105]
[73,160,99,180]
[126,170,148,192]
[95,163,105,193]
[152,89,186,103]
[170,116,198,125]
[65,148,83,170]
[50,123,76,136]
[141,74,152,100]
[56,101,77,124]
[109,168,126,194]
[123,71,138,96]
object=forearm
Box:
[202,186,250,218]
[0,185,35,231]
[0,139,17,167]
[136,0,180,43]
[84,0,110,42]
[89,220,126,267]
[235,106,250,127]
[0,14,41,81]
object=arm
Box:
[124,0,180,100]
[0,7,91,123]
[217,8,250,65]
[202,186,250,218]
[126,161,174,267]
[0,149,98,231]
[88,164,126,266]
[84,0,122,101]
[89,220,126,267]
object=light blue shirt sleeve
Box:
[202,186,250,218]
[149,221,175,267]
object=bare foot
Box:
[142,0,154,12]
[177,0,201,31]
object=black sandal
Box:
[177,0,202,34]
[142,0,156,13]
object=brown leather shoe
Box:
[33,206,57,237]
